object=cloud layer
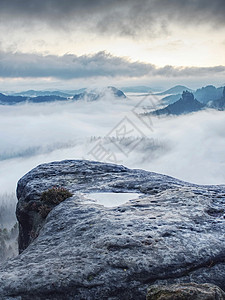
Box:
[0,0,224,37]
[0,95,225,199]
[0,51,225,80]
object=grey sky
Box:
[0,0,224,88]
[0,0,224,36]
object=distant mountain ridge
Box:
[73,86,126,101]
[11,89,86,97]
[12,90,71,98]
[194,85,223,104]
[0,94,67,105]
[156,85,193,95]
[0,86,126,105]
[120,86,153,93]
[162,85,224,105]
[152,91,205,116]
[207,87,225,110]
[151,87,225,116]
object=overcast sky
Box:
[0,0,225,90]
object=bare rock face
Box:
[0,160,225,299]
[147,283,225,300]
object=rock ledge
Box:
[0,160,224,299]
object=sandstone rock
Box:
[0,160,224,299]
[147,283,225,299]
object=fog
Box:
[0,92,225,262]
[1,93,225,198]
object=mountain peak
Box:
[73,86,126,101]
[152,91,205,116]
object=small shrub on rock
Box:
[38,187,73,218]
[40,186,73,205]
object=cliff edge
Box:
[0,160,224,299]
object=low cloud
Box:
[0,97,225,200]
[0,51,225,80]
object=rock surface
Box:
[147,283,225,299]
[0,160,225,299]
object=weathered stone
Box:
[147,283,225,299]
[0,160,224,299]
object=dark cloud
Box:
[0,0,224,37]
[0,50,224,80]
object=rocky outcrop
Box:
[152,91,205,116]
[0,160,225,299]
[147,283,225,299]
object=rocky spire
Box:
[182,90,194,102]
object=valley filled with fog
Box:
[0,91,225,262]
